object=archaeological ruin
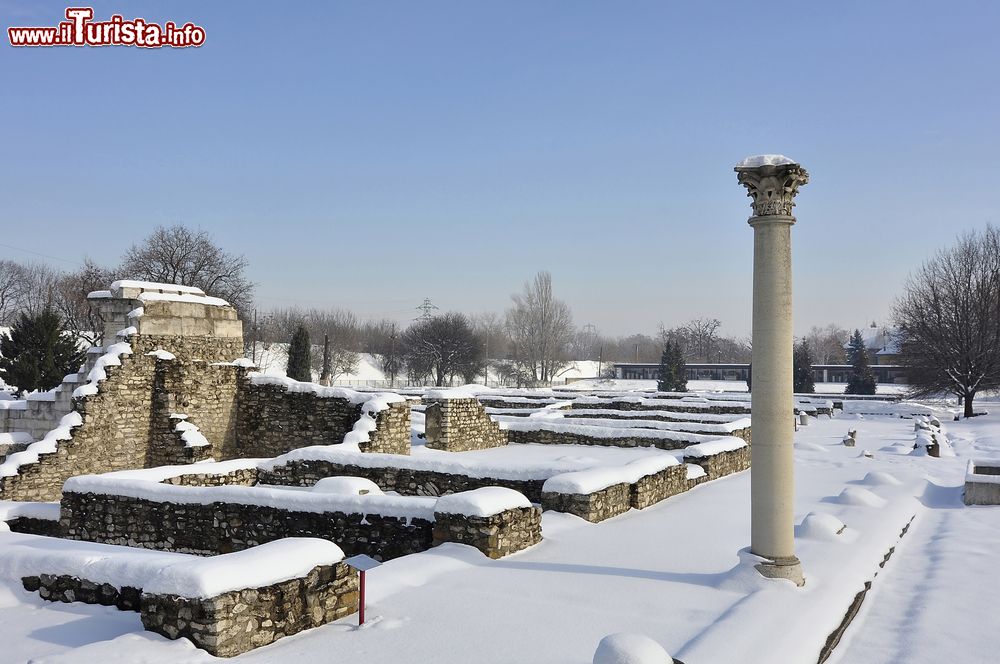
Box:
[0,279,781,656]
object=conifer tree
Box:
[793,340,815,393]
[671,342,688,392]
[286,324,312,382]
[657,342,672,392]
[0,310,86,396]
[845,329,877,395]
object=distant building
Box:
[848,322,901,365]
[613,361,906,384]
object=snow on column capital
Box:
[735,155,809,221]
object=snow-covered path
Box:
[832,422,1000,664]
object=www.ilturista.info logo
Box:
[8,7,205,48]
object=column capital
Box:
[735,155,809,219]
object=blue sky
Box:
[1,1,998,336]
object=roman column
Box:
[735,155,808,586]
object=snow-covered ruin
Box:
[1,280,987,661]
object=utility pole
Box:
[598,344,604,378]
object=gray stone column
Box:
[735,155,808,586]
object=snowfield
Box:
[1,408,999,663]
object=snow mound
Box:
[312,477,384,496]
[836,487,887,507]
[593,633,673,664]
[860,471,902,486]
[796,512,847,541]
[795,442,828,453]
[146,349,175,361]
[434,487,531,517]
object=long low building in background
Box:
[612,362,907,384]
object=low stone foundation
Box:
[507,428,694,451]
[6,515,62,537]
[541,483,632,523]
[685,446,750,480]
[61,491,435,560]
[24,574,142,611]
[262,459,547,502]
[433,506,542,558]
[631,465,688,509]
[141,562,357,657]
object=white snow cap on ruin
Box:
[110,280,205,295]
[736,154,798,168]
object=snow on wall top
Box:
[142,538,345,598]
[682,437,748,458]
[0,531,344,600]
[434,487,531,517]
[542,456,679,495]
[63,473,439,521]
[73,342,133,398]
[0,411,84,478]
[136,291,231,307]
[111,280,205,295]
[736,154,797,168]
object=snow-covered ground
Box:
[3,406,1000,663]
[564,378,912,396]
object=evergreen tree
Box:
[0,309,86,396]
[657,342,672,392]
[670,342,688,392]
[845,329,877,395]
[746,363,752,391]
[656,341,688,392]
[793,340,815,393]
[286,324,312,382]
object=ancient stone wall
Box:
[540,483,632,523]
[140,563,357,657]
[261,458,548,501]
[506,427,693,451]
[424,398,508,451]
[432,506,542,559]
[685,446,751,480]
[61,491,435,561]
[570,400,751,415]
[235,384,410,457]
[25,563,358,658]
[631,465,688,509]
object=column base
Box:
[754,555,805,587]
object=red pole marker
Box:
[343,554,381,627]
[359,569,366,625]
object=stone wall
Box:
[685,446,751,481]
[141,563,357,657]
[61,491,435,561]
[235,384,410,457]
[507,427,693,451]
[540,483,632,523]
[631,465,688,509]
[0,335,244,502]
[424,398,508,452]
[24,563,358,658]
[261,458,547,502]
[570,400,751,415]
[433,506,542,559]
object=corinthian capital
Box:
[735,155,809,218]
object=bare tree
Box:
[54,259,117,344]
[402,312,482,386]
[894,227,1000,417]
[0,260,27,325]
[685,317,722,362]
[120,225,254,314]
[805,324,849,364]
[505,271,574,385]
